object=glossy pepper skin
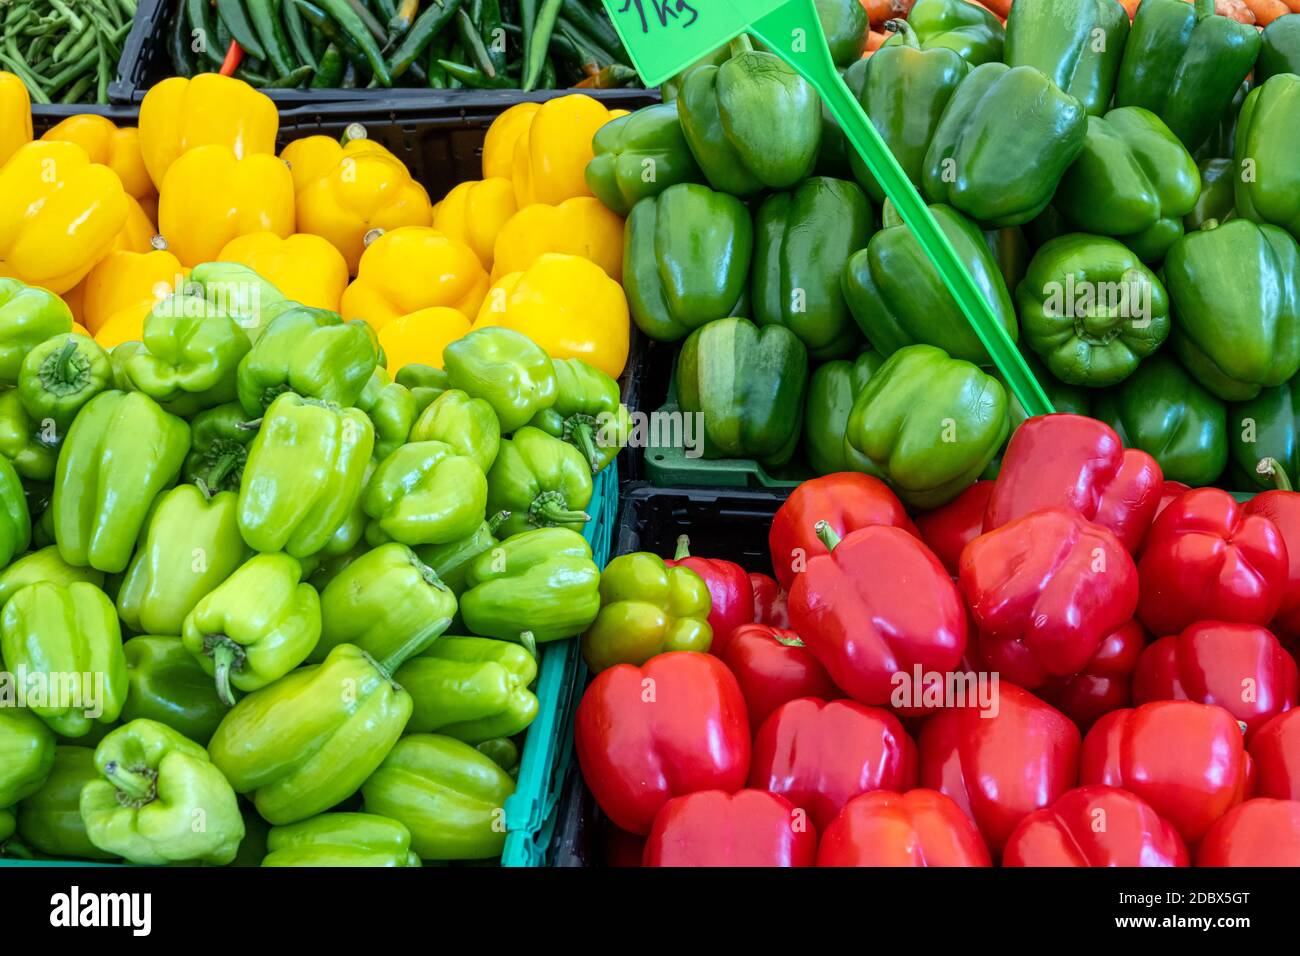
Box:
[676,317,809,470]
[1243,466,1300,644]
[340,227,488,330]
[720,625,839,729]
[262,812,420,867]
[354,369,416,462]
[121,636,228,747]
[395,364,450,416]
[443,327,557,434]
[0,456,30,569]
[749,574,790,628]
[622,184,753,343]
[1002,786,1189,868]
[920,684,1081,856]
[434,179,517,273]
[888,0,1004,66]
[414,513,506,597]
[17,334,111,435]
[802,351,886,476]
[1198,799,1300,868]
[0,546,102,609]
[183,403,257,495]
[0,390,57,482]
[486,427,591,539]
[397,635,538,742]
[1230,382,1299,492]
[817,789,992,868]
[1257,16,1300,84]
[575,652,751,835]
[922,63,1089,227]
[0,278,75,386]
[1005,0,1128,116]
[1185,157,1235,233]
[664,535,752,658]
[643,789,816,868]
[0,71,32,166]
[183,262,289,343]
[0,706,55,808]
[585,102,703,217]
[1235,75,1300,243]
[217,232,349,314]
[916,480,993,577]
[1137,488,1290,637]
[411,388,499,474]
[509,94,619,208]
[364,441,488,547]
[1039,620,1146,732]
[528,358,629,474]
[488,196,622,283]
[1251,709,1300,800]
[1115,0,1261,155]
[15,746,116,860]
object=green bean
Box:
[48,0,86,32]
[0,52,50,102]
[95,35,110,104]
[522,0,560,91]
[59,72,95,103]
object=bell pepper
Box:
[0,545,103,609]
[720,624,838,728]
[1198,798,1300,868]
[0,279,75,386]
[0,71,32,167]
[14,745,116,860]
[443,327,557,434]
[915,480,993,577]
[236,393,374,557]
[489,197,623,282]
[356,369,416,461]
[527,358,628,474]
[580,551,713,673]
[923,63,1088,226]
[182,403,257,495]
[677,40,821,197]
[395,363,451,414]
[1038,620,1145,732]
[575,652,751,835]
[845,344,1009,508]
[920,683,1081,856]
[1092,353,1227,487]
[0,455,29,569]
[486,427,592,538]
[662,536,753,657]
[817,788,992,868]
[80,248,184,339]
[362,440,487,547]
[0,581,127,738]
[844,203,1017,366]
[1165,219,1300,402]
[677,317,809,470]
[643,789,816,868]
[1258,14,1300,84]
[380,310,472,378]
[482,102,539,181]
[409,389,499,474]
[16,333,111,435]
[788,521,966,707]
[1230,382,1299,492]
[397,635,539,742]
[262,812,421,867]
[474,253,630,380]
[0,142,129,295]
[1005,0,1128,115]
[459,527,601,643]
[360,733,515,861]
[622,184,753,343]
[217,232,349,313]
[585,102,703,217]
[41,114,155,210]
[1243,463,1300,644]
[1080,700,1251,844]
[1252,709,1300,800]
[52,390,190,573]
[803,351,886,476]
[0,706,55,808]
[510,94,620,208]
[432,178,518,272]
[304,459,373,576]
[80,718,244,866]
[1115,0,1261,155]
[1235,74,1300,243]
[182,261,289,343]
[1002,786,1189,868]
[1186,158,1235,235]
[890,0,1005,66]
[121,636,228,747]
[414,512,507,597]
[1137,487,1290,637]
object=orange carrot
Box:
[859,0,913,27]
[862,29,889,58]
[1241,0,1288,22]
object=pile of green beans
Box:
[0,0,138,104]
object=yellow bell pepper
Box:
[41,115,157,208]
[138,74,278,191]
[0,72,32,167]
[280,135,432,274]
[511,94,619,208]
[81,248,186,335]
[0,141,129,294]
[491,196,623,282]
[340,227,488,330]
[378,306,473,372]
[113,196,160,254]
[158,145,295,267]
[475,253,629,378]
[482,102,539,180]
[432,178,517,272]
[217,232,348,312]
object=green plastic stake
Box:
[601,0,1055,417]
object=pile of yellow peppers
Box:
[0,71,632,379]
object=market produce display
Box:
[0,0,138,104]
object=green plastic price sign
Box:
[602,0,1054,417]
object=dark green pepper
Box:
[121,636,229,746]
[1257,14,1300,86]
[815,0,869,67]
[1185,158,1236,232]
[1228,377,1299,492]
[1235,74,1300,242]
[584,102,704,217]
[803,351,887,477]
[183,402,258,495]
[1005,0,1129,116]
[886,0,1005,66]
[15,746,116,860]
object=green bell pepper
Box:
[0,809,11,844]
[986,225,1032,292]
[397,635,539,741]
[844,202,1017,366]
[1186,158,1236,233]
[0,581,127,737]
[1005,0,1129,116]
[356,368,416,461]
[1257,15,1300,86]
[237,393,374,557]
[363,441,488,547]
[528,358,629,474]
[185,261,288,342]
[414,512,507,596]
[52,390,190,574]
[235,303,379,416]
[262,812,421,867]
[0,389,58,482]
[1017,234,1171,388]
[816,0,868,66]
[585,102,704,217]
[0,545,103,608]
[314,542,456,663]
[753,177,871,361]
[121,636,228,746]
[1055,106,1201,261]
[459,526,601,643]
[659,44,731,102]
[80,718,244,866]
[923,63,1089,227]
[0,455,29,569]
[1165,219,1300,402]
[183,402,258,495]
[305,460,375,568]
[410,389,501,473]
[803,351,887,477]
[486,427,592,538]
[1235,74,1300,242]
[677,37,822,197]
[394,364,450,416]
[846,344,1009,508]
[443,327,557,434]
[1093,353,1228,487]
[477,738,519,774]
[15,745,116,860]
[0,705,55,807]
[229,804,271,868]
[1228,377,1299,492]
[17,333,111,434]
[676,317,810,470]
[181,552,321,706]
[116,483,249,636]
[816,58,869,180]
[0,278,74,386]
[361,733,515,861]
[623,183,753,343]
[887,0,1005,66]
[108,340,143,391]
[580,552,713,673]
[1114,0,1261,155]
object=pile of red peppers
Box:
[574,415,1300,867]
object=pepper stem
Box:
[52,338,78,384]
[514,630,538,662]
[730,34,754,57]
[486,510,511,534]
[571,422,602,473]
[1258,457,1295,492]
[201,452,240,494]
[379,618,453,677]
[206,637,245,707]
[815,520,842,552]
[104,762,156,804]
[774,632,806,648]
[1194,0,1215,20]
[531,495,590,528]
[412,554,449,592]
[884,19,917,48]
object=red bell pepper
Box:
[984,414,1163,553]
[1132,622,1299,739]
[720,623,840,728]
[787,523,967,707]
[1154,480,1191,520]
[916,480,994,577]
[574,651,751,835]
[666,535,754,658]
[816,789,991,868]
[1136,488,1290,637]
[1242,460,1300,646]
[642,789,816,867]
[1080,700,1251,844]
[1001,786,1189,867]
[1197,799,1300,867]
[1250,708,1300,800]
[768,472,917,591]
[748,697,917,832]
[1039,621,1146,732]
[959,508,1139,689]
[749,572,790,628]
[918,683,1080,856]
